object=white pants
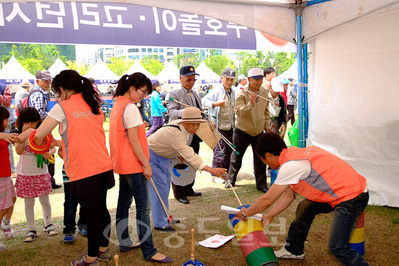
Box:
[24,195,52,231]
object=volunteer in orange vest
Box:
[109,72,172,263]
[235,133,369,266]
[32,70,115,266]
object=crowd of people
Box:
[0,65,370,266]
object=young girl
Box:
[14,107,58,242]
[0,106,17,253]
[109,72,172,263]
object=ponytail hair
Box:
[52,70,101,115]
[0,106,10,132]
[114,72,152,98]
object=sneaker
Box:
[1,219,15,239]
[71,253,99,266]
[0,242,7,253]
[78,228,88,236]
[274,247,305,259]
[224,182,232,188]
[64,233,75,243]
[44,224,58,236]
[98,249,110,261]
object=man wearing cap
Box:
[30,70,61,189]
[226,68,272,193]
[281,79,290,105]
[268,78,287,138]
[234,74,247,98]
[202,68,237,184]
[286,78,297,126]
[148,107,227,231]
[14,80,31,111]
[166,65,211,203]
[146,81,167,137]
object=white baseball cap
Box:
[270,78,284,92]
[248,68,264,80]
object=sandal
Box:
[23,230,38,242]
[44,224,58,236]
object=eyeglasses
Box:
[184,77,197,82]
[40,79,51,83]
[138,88,148,96]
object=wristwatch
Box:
[242,210,248,219]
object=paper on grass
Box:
[199,234,235,248]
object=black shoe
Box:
[154,225,176,233]
[258,187,269,193]
[52,183,62,189]
[188,191,202,197]
[168,219,180,225]
[177,197,189,204]
[119,243,141,252]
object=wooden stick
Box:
[205,119,224,157]
[240,87,274,103]
[190,228,195,261]
[149,178,173,223]
[168,97,217,119]
[114,255,119,266]
[224,175,243,206]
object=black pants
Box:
[171,134,200,199]
[47,162,57,185]
[77,191,111,257]
[287,105,296,125]
[227,128,267,190]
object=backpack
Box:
[16,89,46,116]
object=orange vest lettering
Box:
[109,96,149,175]
[279,146,367,207]
[58,94,112,181]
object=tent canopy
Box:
[196,62,222,84]
[83,59,119,84]
[48,57,69,77]
[123,60,156,81]
[0,56,35,84]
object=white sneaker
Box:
[274,247,305,259]
[1,220,15,239]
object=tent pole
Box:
[295,5,305,148]
[303,43,309,141]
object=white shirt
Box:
[274,160,311,186]
[123,103,143,129]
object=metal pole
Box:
[296,6,305,148]
[303,43,309,142]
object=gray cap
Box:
[221,68,237,79]
[36,70,52,80]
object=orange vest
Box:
[58,94,112,182]
[279,146,367,207]
[109,96,149,175]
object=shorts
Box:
[0,176,16,210]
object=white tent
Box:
[196,62,222,84]
[123,60,156,81]
[83,59,119,84]
[2,0,399,207]
[155,61,180,85]
[48,57,69,77]
[0,56,35,84]
[277,61,297,81]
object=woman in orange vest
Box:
[32,70,115,266]
[109,72,172,263]
[235,133,369,266]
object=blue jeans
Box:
[116,173,157,260]
[63,182,87,234]
[285,192,369,266]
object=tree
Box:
[204,54,233,76]
[66,60,90,76]
[141,55,164,76]
[107,56,134,76]
[2,44,67,74]
[272,52,295,76]
[173,53,201,69]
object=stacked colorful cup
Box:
[229,206,279,266]
[349,211,365,255]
